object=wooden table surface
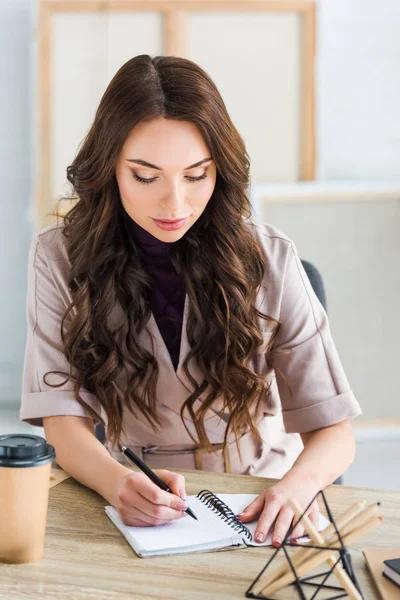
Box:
[1,469,399,600]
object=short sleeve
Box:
[20,234,103,427]
[272,242,362,433]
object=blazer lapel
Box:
[153,295,227,434]
[109,293,235,439]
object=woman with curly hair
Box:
[20,55,361,546]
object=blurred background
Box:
[1,0,399,490]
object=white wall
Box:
[317,0,400,180]
[0,0,32,406]
[258,0,400,421]
[260,197,400,421]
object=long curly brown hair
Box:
[46,55,280,457]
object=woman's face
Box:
[115,117,217,241]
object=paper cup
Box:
[0,434,55,563]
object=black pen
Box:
[121,446,198,521]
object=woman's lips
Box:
[152,218,188,231]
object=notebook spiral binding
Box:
[197,490,253,542]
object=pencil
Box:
[253,515,382,597]
[121,446,198,521]
[257,499,367,588]
[278,501,379,586]
[289,499,363,600]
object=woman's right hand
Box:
[114,469,189,527]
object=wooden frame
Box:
[37,0,316,219]
[250,179,400,222]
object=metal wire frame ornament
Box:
[245,489,365,600]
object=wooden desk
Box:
[1,470,399,599]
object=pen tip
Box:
[121,446,127,452]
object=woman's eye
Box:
[132,171,208,184]
[185,173,208,183]
[132,172,157,184]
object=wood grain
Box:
[49,465,71,489]
[1,469,396,599]
[300,2,316,180]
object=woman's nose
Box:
[160,180,186,212]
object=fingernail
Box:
[256,532,265,543]
[273,536,281,546]
[177,501,188,511]
[179,488,187,500]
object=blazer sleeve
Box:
[272,241,362,433]
[20,235,103,427]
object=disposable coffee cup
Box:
[0,434,55,563]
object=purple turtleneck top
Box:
[131,220,185,371]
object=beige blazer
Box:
[20,221,361,478]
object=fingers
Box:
[289,512,306,540]
[237,490,320,546]
[135,488,188,522]
[271,505,295,547]
[117,471,189,527]
[236,495,265,523]
[252,494,282,543]
[134,472,187,512]
[238,492,295,544]
[290,499,320,541]
[123,517,153,527]
[119,502,174,527]
[155,469,187,501]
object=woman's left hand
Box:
[236,475,320,546]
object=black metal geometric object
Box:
[246,489,365,600]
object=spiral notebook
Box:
[105,490,330,558]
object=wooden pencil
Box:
[289,500,362,600]
[252,515,382,597]
[255,499,367,588]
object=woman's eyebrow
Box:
[125,157,213,170]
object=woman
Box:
[21,55,361,546]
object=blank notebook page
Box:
[105,494,244,556]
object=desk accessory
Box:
[382,557,400,588]
[246,490,382,600]
[0,434,55,564]
[363,548,400,600]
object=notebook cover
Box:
[383,558,400,576]
[363,547,400,600]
